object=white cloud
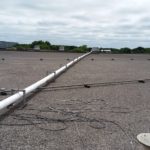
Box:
[0,0,150,48]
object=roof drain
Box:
[0,52,91,115]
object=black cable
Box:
[0,102,136,140]
[38,78,150,92]
[0,96,139,150]
[1,78,150,96]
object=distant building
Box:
[34,45,40,50]
[101,49,111,53]
[0,41,17,49]
[59,46,65,51]
[91,47,100,53]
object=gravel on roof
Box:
[0,51,150,150]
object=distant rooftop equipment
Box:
[34,45,40,50]
[92,47,99,52]
[101,49,111,53]
[91,47,100,53]
[59,46,65,51]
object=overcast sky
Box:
[0,0,150,48]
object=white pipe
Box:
[0,52,91,113]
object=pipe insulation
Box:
[0,52,91,114]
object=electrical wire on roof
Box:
[0,100,137,150]
[0,78,149,96]
[38,78,150,92]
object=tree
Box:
[120,47,131,54]
[73,45,89,53]
[132,47,145,53]
[145,48,150,53]
[31,40,51,49]
[111,48,120,54]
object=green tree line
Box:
[15,40,150,53]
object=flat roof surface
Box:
[0,51,150,150]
